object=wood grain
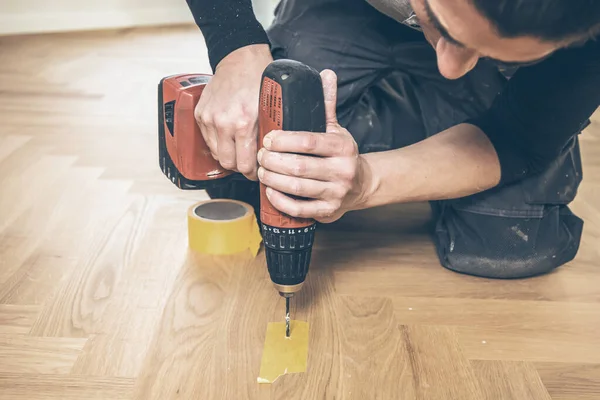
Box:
[458,325,600,363]
[536,362,600,400]
[334,296,411,400]
[0,25,599,399]
[471,360,552,400]
[401,325,483,399]
[0,305,40,334]
[133,252,242,400]
[0,135,31,163]
[0,373,134,400]
[0,255,77,305]
[0,335,86,374]
[71,198,190,378]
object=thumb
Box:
[320,69,338,131]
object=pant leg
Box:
[431,136,584,279]
[391,40,585,278]
[268,0,428,150]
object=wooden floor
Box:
[1,25,599,400]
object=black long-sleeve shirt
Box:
[185,0,600,187]
[186,0,270,72]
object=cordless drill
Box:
[158,60,326,336]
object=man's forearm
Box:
[186,0,270,71]
[356,123,501,209]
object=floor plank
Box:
[401,325,483,399]
[0,373,134,400]
[0,305,40,334]
[458,325,600,364]
[0,335,87,374]
[471,360,552,400]
[536,362,600,400]
[332,296,412,400]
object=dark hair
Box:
[471,0,600,41]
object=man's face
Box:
[410,0,568,79]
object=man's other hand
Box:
[194,44,273,180]
[257,70,372,223]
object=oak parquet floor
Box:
[1,25,599,399]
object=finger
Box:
[203,124,220,161]
[236,123,259,180]
[320,69,338,130]
[258,149,332,180]
[216,131,237,171]
[265,187,336,220]
[195,113,217,160]
[258,167,340,200]
[263,130,348,157]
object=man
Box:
[185,0,600,278]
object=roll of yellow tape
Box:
[187,199,262,257]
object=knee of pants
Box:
[433,205,584,279]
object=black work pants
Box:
[209,0,584,279]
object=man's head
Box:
[410,0,600,79]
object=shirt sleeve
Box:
[468,39,600,187]
[185,0,271,71]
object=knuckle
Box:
[291,181,303,196]
[293,206,302,217]
[213,113,231,129]
[334,184,349,199]
[338,161,357,182]
[208,140,218,154]
[237,161,254,174]
[292,158,307,176]
[303,135,319,152]
[234,118,251,132]
[321,204,337,218]
[220,158,236,169]
[337,137,358,157]
[198,110,211,124]
[331,200,342,212]
[193,103,203,118]
[286,204,301,217]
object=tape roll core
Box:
[194,201,247,221]
[187,199,262,256]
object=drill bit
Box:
[285,296,290,338]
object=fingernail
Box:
[263,134,272,149]
[258,167,264,180]
[257,148,264,163]
[265,187,272,197]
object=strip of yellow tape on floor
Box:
[187,199,262,256]
[257,320,309,384]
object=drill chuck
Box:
[262,222,316,293]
